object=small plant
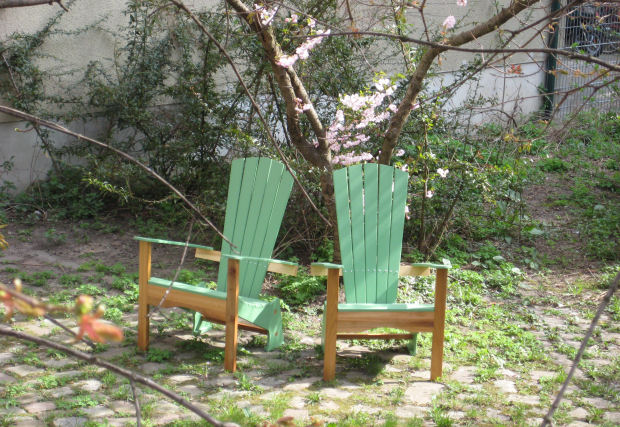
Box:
[538,157,569,172]
[59,274,83,288]
[44,227,66,245]
[146,347,173,363]
[277,271,325,306]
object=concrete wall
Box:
[0,0,551,191]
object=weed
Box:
[278,271,325,306]
[55,394,100,410]
[146,348,173,363]
[59,274,83,287]
[234,372,262,393]
[44,227,66,245]
[538,157,569,172]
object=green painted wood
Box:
[363,164,379,303]
[332,164,411,305]
[376,166,393,303]
[387,168,408,303]
[246,159,293,297]
[133,236,213,250]
[223,254,296,265]
[333,167,356,302]
[348,165,366,303]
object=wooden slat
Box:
[376,166,393,303]
[333,167,356,303]
[363,164,379,303]
[337,333,414,340]
[217,158,246,292]
[336,310,435,333]
[138,241,152,351]
[195,248,297,276]
[244,158,278,296]
[430,268,448,380]
[387,168,407,303]
[399,264,431,277]
[348,165,366,303]
[225,258,240,372]
[310,264,342,277]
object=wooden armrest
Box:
[399,262,451,277]
[134,236,214,251]
[310,263,343,277]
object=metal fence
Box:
[546,1,619,120]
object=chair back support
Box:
[217,157,294,299]
[333,163,408,304]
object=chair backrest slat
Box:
[333,163,408,304]
[217,158,293,299]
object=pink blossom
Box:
[425,190,434,198]
[395,149,405,157]
[401,164,409,172]
[308,18,316,28]
[443,15,456,30]
[388,104,398,113]
[276,54,298,68]
[411,102,420,110]
[405,205,411,220]
[254,3,276,26]
[285,14,299,23]
[437,168,449,178]
[457,0,467,6]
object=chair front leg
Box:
[224,258,240,372]
[138,241,152,351]
[430,268,448,380]
[323,268,340,381]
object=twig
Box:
[541,271,620,426]
[44,314,96,349]
[130,379,142,427]
[0,326,234,427]
[149,221,194,318]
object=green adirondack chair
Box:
[311,163,449,381]
[136,157,297,372]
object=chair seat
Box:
[148,277,270,309]
[338,303,434,312]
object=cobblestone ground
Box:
[0,229,618,426]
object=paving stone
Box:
[507,394,540,405]
[6,365,44,377]
[255,374,288,389]
[0,372,15,383]
[494,379,517,394]
[283,377,321,391]
[140,362,166,375]
[152,413,182,426]
[321,388,352,399]
[247,405,268,417]
[109,400,136,414]
[0,352,14,364]
[168,374,196,385]
[530,370,556,382]
[289,395,307,409]
[319,400,340,411]
[602,411,620,423]
[395,405,427,418]
[485,408,510,422]
[404,382,445,405]
[54,370,83,380]
[177,384,204,397]
[447,410,466,419]
[0,406,26,416]
[582,397,611,409]
[52,417,88,427]
[74,379,102,392]
[97,347,129,360]
[282,408,309,419]
[48,386,74,398]
[82,405,115,418]
[205,374,236,387]
[17,392,41,404]
[42,358,76,369]
[449,366,476,384]
[567,422,591,427]
[351,404,380,414]
[24,401,56,414]
[568,407,589,420]
[105,418,136,427]
[13,419,46,427]
[498,368,518,378]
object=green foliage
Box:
[277,271,325,306]
[538,157,569,172]
[146,348,173,363]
